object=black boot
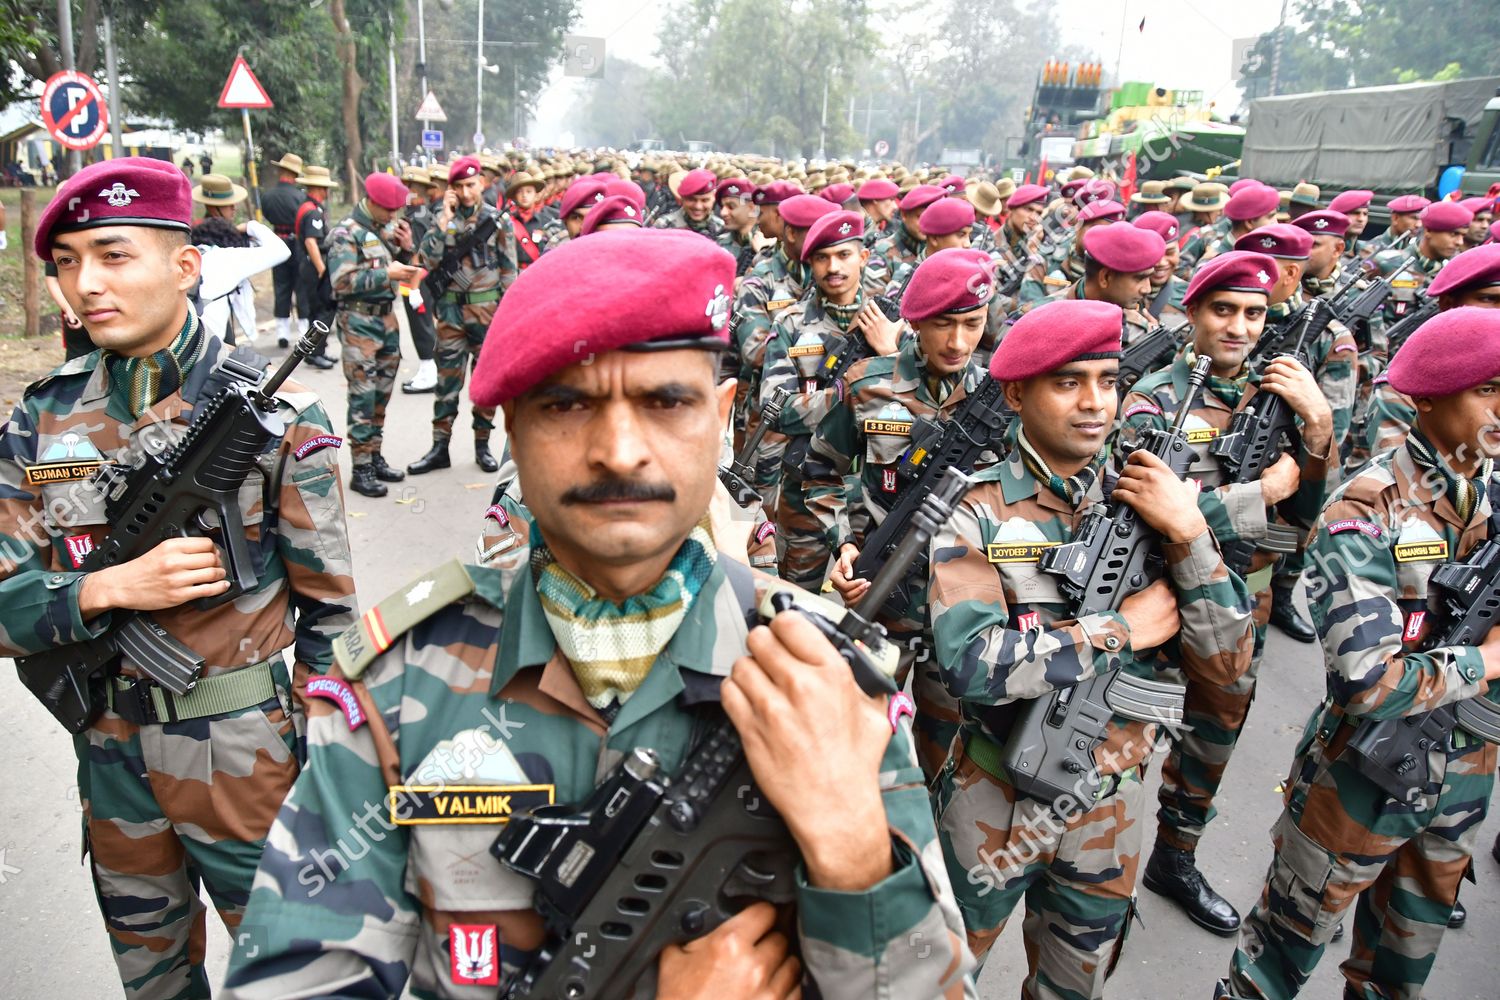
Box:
[407,441,451,475]
[306,352,336,370]
[1332,920,1345,941]
[475,440,498,473]
[1449,897,1466,930]
[1270,583,1316,643]
[1143,843,1241,936]
[371,453,406,482]
[1213,981,1252,1000]
[1492,830,1500,865]
[349,464,387,497]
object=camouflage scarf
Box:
[1183,346,1247,411]
[820,287,865,332]
[915,347,963,406]
[532,519,717,711]
[1407,429,1494,525]
[1016,427,1098,507]
[104,309,204,420]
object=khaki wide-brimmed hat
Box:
[192,173,248,206]
[666,169,688,198]
[270,152,304,173]
[1164,176,1197,194]
[993,177,1017,200]
[505,171,543,196]
[1180,182,1230,213]
[401,166,430,186]
[969,181,1004,218]
[1131,179,1170,204]
[298,165,340,188]
[1290,181,1321,208]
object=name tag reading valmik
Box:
[388,784,556,825]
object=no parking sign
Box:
[41,70,108,151]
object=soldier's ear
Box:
[1002,379,1024,414]
[171,241,202,295]
[716,377,737,432]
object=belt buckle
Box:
[122,678,160,725]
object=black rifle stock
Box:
[1117,319,1188,398]
[1385,297,1440,357]
[14,323,330,734]
[429,213,500,293]
[718,387,791,508]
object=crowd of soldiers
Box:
[3,143,1500,1000]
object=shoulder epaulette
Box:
[333,559,476,678]
[23,350,100,400]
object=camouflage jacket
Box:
[871,218,924,272]
[1016,252,1084,311]
[327,204,403,305]
[1175,216,1232,279]
[0,328,357,686]
[416,202,516,298]
[1144,275,1189,322]
[223,555,974,999]
[1371,246,1445,326]
[532,215,569,255]
[732,246,810,410]
[1364,374,1415,459]
[926,451,1255,775]
[1265,290,1360,447]
[651,207,725,240]
[715,227,758,276]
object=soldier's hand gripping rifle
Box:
[491,469,974,1000]
[1002,356,1214,807]
[15,323,332,734]
[718,387,791,508]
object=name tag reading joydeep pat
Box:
[389,785,555,825]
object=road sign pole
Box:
[242,108,262,220]
[57,0,81,176]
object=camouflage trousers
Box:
[431,299,497,443]
[773,469,831,589]
[80,684,299,999]
[1342,351,1383,475]
[1228,723,1496,999]
[892,637,962,782]
[934,733,1145,999]
[336,308,399,464]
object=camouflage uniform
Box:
[223,554,974,1000]
[716,227,758,276]
[926,450,1255,991]
[730,245,809,479]
[0,325,357,1000]
[416,203,516,447]
[1227,438,1500,999]
[1176,216,1233,278]
[1372,247,1445,327]
[651,207,726,240]
[1016,251,1084,311]
[871,217,924,272]
[1040,277,1158,350]
[1362,374,1416,460]
[1144,274,1190,322]
[327,204,404,467]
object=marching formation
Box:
[3,147,1500,1000]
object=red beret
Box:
[1133,210,1180,243]
[559,176,610,219]
[1421,201,1474,233]
[364,172,409,211]
[856,178,899,201]
[603,178,646,210]
[471,229,734,405]
[919,197,976,237]
[939,174,966,195]
[753,181,801,206]
[780,194,838,229]
[1328,189,1373,213]
[1083,222,1165,273]
[1075,180,1117,206]
[900,184,946,212]
[1293,210,1350,238]
[819,182,855,205]
[990,299,1123,382]
[801,211,865,260]
[448,156,483,183]
[1183,250,1280,309]
[1225,183,1280,222]
[717,177,756,201]
[901,248,995,323]
[1387,307,1500,397]
[36,156,191,261]
[677,168,717,199]
[1389,194,1431,214]
[578,195,644,236]
[1060,179,1087,199]
[1077,199,1125,224]
[1426,244,1500,297]
[1007,184,1049,209]
[1459,196,1494,215]
[1228,178,1262,195]
[1235,223,1311,259]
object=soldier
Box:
[886,197,978,295]
[7,157,356,1000]
[1041,221,1166,348]
[1129,179,1171,219]
[1134,210,1190,321]
[1117,252,1334,937]
[1173,183,1230,275]
[502,170,545,270]
[714,176,759,275]
[1180,183,1280,277]
[1373,201,1470,329]
[535,174,608,256]
[1221,307,1500,1000]
[222,229,973,1000]
[396,166,440,391]
[1287,181,1320,219]
[652,167,726,239]
[872,184,943,270]
[967,179,1005,251]
[1362,194,1430,256]
[856,177,900,246]
[578,194,647,234]
[261,152,308,347]
[327,172,422,497]
[409,156,517,477]
[995,183,1048,276]
[293,166,339,369]
[1460,195,1495,250]
[819,181,855,208]
[1018,199,1126,309]
[761,211,903,587]
[1328,189,1374,261]
[928,298,1255,992]
[1164,175,1197,220]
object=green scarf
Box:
[532,520,718,710]
[1183,347,1247,411]
[821,287,865,332]
[1017,427,1098,507]
[1407,429,1494,525]
[915,346,963,406]
[104,310,204,420]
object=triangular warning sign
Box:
[217,55,273,109]
[415,91,447,122]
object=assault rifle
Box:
[1329,253,1412,349]
[491,470,974,1000]
[16,323,331,734]
[428,212,499,293]
[718,387,791,508]
[1385,296,1440,357]
[1117,319,1189,398]
[1005,356,1215,807]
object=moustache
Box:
[561,479,677,504]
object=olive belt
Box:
[440,288,501,306]
[106,659,282,726]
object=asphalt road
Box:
[1,315,1495,999]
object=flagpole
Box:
[1113,0,1129,86]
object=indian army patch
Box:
[333,559,477,677]
[388,784,555,825]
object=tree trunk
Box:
[330,0,365,197]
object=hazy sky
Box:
[528,0,1289,146]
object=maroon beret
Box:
[1225,183,1280,222]
[448,156,483,183]
[919,197,976,237]
[578,195,644,236]
[1293,210,1350,239]
[36,156,192,261]
[780,194,839,229]
[1060,179,1087,199]
[1459,196,1494,215]
[801,211,865,260]
[901,248,995,323]
[677,168,717,199]
[1083,222,1165,273]
[753,181,801,206]
[939,174,966,195]
[819,182,855,205]
[1235,223,1311,259]
[364,172,409,211]
[717,177,756,201]
[1426,244,1500,297]
[1389,194,1431,214]
[1328,189,1373,213]
[856,178,899,202]
[1183,250,1280,309]
[559,176,610,219]
[1387,307,1500,397]
[990,299,1123,381]
[1421,201,1474,233]
[900,184,946,213]
[1133,210,1180,243]
[1006,184,1049,209]
[1077,199,1126,224]
[471,229,734,405]
[1075,180,1118,206]
[1228,178,1262,195]
[603,178,647,210]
